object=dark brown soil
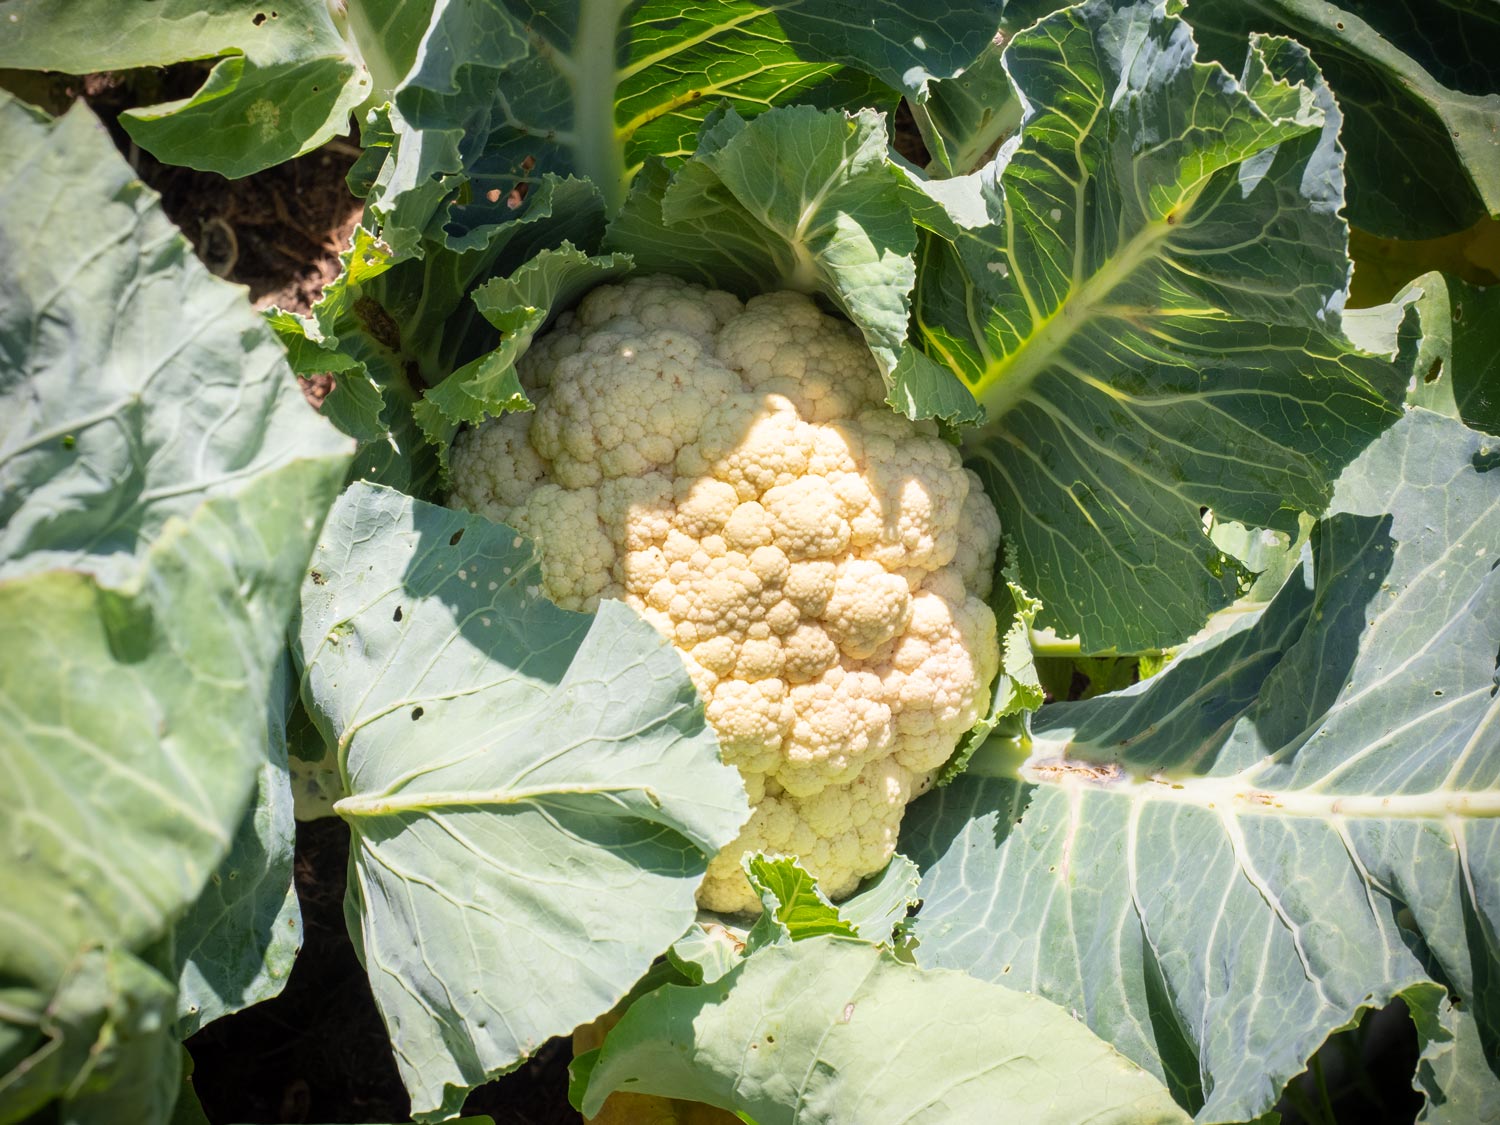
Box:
[1,66,364,317]
[186,819,579,1125]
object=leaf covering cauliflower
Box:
[450,276,1001,913]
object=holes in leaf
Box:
[252,11,267,25]
[411,707,425,721]
[392,605,403,623]
[449,529,464,546]
[1424,358,1443,384]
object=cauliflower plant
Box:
[450,275,1001,913]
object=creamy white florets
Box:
[449,276,1001,913]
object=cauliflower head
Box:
[450,275,1001,913]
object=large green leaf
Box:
[295,483,749,1120]
[167,656,302,1038]
[994,0,1500,238]
[573,936,1191,1123]
[903,408,1500,1122]
[1397,273,1500,437]
[0,949,181,1125]
[912,0,1405,652]
[1186,0,1500,239]
[363,0,1000,250]
[0,0,436,177]
[0,99,352,578]
[607,105,981,423]
[0,95,351,1122]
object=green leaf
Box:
[168,1049,213,1125]
[1186,0,1500,238]
[0,949,181,1125]
[744,855,860,951]
[410,243,633,463]
[1,99,352,578]
[575,936,1191,1123]
[1366,272,1500,437]
[936,573,1043,784]
[834,854,923,946]
[608,105,980,424]
[667,921,745,986]
[295,483,749,1120]
[168,656,302,1038]
[736,854,924,952]
[909,31,1021,177]
[1206,514,1310,609]
[904,408,1500,1121]
[912,1,1405,652]
[0,93,350,1121]
[0,0,437,177]
[363,0,998,247]
[271,175,610,498]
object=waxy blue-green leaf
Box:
[271,175,610,499]
[0,948,181,1125]
[995,0,1500,238]
[574,936,1191,1123]
[0,94,351,1123]
[904,408,1500,1122]
[834,854,922,946]
[167,657,302,1038]
[0,0,436,177]
[295,483,749,1121]
[911,0,1404,653]
[607,105,981,424]
[1186,0,1500,239]
[667,921,745,986]
[1,101,352,580]
[1344,268,1500,440]
[362,0,1000,248]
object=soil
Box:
[186,819,578,1125]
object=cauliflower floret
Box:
[697,758,924,910]
[449,409,546,514]
[450,276,1002,913]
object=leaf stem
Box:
[334,781,662,818]
[571,0,630,213]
